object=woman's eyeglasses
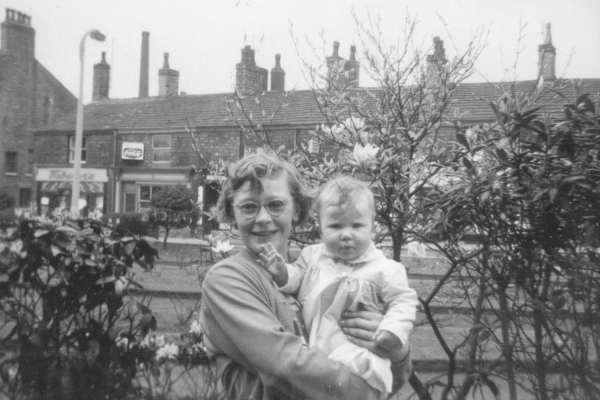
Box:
[233,199,289,219]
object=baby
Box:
[259,176,418,399]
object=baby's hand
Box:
[258,243,288,286]
[373,330,402,352]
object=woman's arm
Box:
[339,307,412,390]
[201,262,382,400]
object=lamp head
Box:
[90,30,106,42]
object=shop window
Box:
[19,188,31,207]
[152,135,171,163]
[5,151,17,175]
[27,149,34,175]
[138,185,164,209]
[69,136,87,164]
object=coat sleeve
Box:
[201,262,382,400]
[377,260,418,347]
[276,245,312,294]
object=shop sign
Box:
[37,168,108,182]
[122,142,144,160]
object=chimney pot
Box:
[159,52,179,97]
[93,51,110,101]
[271,54,285,92]
[345,45,360,88]
[332,41,340,57]
[538,23,556,81]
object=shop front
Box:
[36,167,109,217]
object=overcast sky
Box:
[7,0,600,103]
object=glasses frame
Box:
[233,198,290,219]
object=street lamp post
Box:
[70,29,106,217]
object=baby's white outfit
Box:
[279,241,418,398]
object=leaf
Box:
[497,137,511,150]
[548,188,558,202]
[532,189,548,202]
[462,157,473,170]
[34,230,49,238]
[456,132,471,152]
[96,276,116,285]
[481,374,500,398]
[495,148,508,161]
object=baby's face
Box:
[320,194,373,261]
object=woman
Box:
[199,153,411,400]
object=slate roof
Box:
[36,79,600,133]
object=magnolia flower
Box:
[116,336,129,349]
[154,335,166,348]
[353,143,379,169]
[156,343,179,361]
[212,240,234,257]
[9,239,23,254]
[344,116,365,131]
[190,320,203,335]
[140,335,154,348]
[321,123,344,136]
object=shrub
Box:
[0,214,214,399]
[101,212,156,238]
[147,185,200,249]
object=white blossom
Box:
[212,240,234,256]
[353,143,379,169]
[154,335,166,348]
[344,116,365,130]
[116,336,129,349]
[321,123,344,136]
[156,343,179,361]
[190,320,203,335]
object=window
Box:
[152,135,171,163]
[5,152,17,174]
[19,188,31,207]
[69,136,87,164]
[138,185,164,209]
[27,149,34,175]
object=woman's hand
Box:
[339,304,409,363]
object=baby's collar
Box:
[322,241,378,265]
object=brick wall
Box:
[0,56,76,203]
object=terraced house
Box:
[0,9,76,208]
[33,24,600,232]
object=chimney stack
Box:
[1,8,35,69]
[425,37,446,88]
[270,54,285,91]
[139,31,150,97]
[158,53,179,97]
[92,52,110,101]
[345,45,360,88]
[326,41,346,89]
[538,23,556,81]
[236,45,262,95]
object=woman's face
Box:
[232,175,296,258]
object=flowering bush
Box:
[0,213,164,399]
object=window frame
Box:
[152,135,171,164]
[27,149,34,176]
[69,136,87,164]
[5,151,17,175]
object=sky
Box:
[6,0,600,103]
